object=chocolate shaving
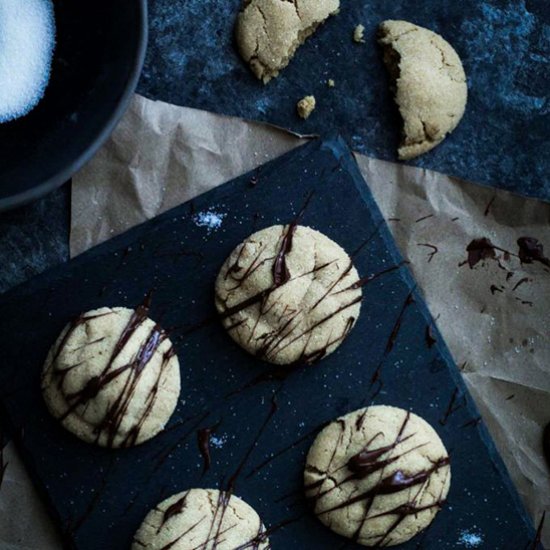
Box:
[517,237,550,268]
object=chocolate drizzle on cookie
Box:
[46,299,177,448]
[306,410,450,547]
[217,225,364,365]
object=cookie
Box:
[235,0,340,84]
[378,20,467,160]
[132,489,270,550]
[41,306,180,448]
[215,224,362,365]
[305,405,451,547]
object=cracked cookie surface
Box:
[378,20,468,160]
[132,489,270,550]
[235,0,340,83]
[305,405,451,547]
[215,225,362,366]
[41,306,180,448]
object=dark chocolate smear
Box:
[466,238,497,268]
[517,237,550,268]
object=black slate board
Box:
[141,0,549,200]
[0,138,539,549]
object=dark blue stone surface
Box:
[142,0,549,199]
[0,137,539,549]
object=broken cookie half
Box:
[236,0,340,84]
[378,20,468,160]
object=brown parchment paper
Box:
[1,94,548,548]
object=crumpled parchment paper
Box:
[1,94,548,548]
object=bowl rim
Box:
[0,0,149,213]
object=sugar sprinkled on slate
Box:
[0,0,56,123]
[192,209,226,233]
[457,529,484,547]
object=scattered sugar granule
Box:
[210,434,228,449]
[192,210,226,233]
[457,530,484,548]
[0,0,56,123]
[297,95,316,120]
[353,24,366,43]
[327,78,335,88]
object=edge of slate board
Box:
[0,136,540,548]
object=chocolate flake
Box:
[517,237,550,268]
[465,238,497,268]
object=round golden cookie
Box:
[378,20,468,160]
[304,405,451,547]
[41,306,180,448]
[215,224,362,365]
[235,0,340,83]
[132,489,270,550]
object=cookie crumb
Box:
[327,78,335,88]
[297,95,316,119]
[353,24,365,43]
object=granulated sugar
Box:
[0,0,56,123]
[192,210,226,233]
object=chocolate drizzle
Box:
[272,223,296,287]
[371,290,415,391]
[526,511,546,550]
[517,237,550,268]
[439,388,464,426]
[211,396,278,549]
[161,493,189,527]
[197,421,221,475]
[272,192,314,288]
[49,297,176,448]
[418,243,438,263]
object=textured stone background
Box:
[0,0,548,292]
